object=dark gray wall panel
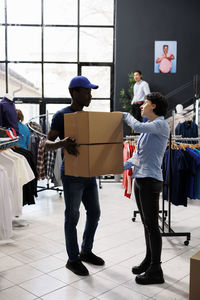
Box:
[114,0,200,113]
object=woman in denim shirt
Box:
[123,92,170,285]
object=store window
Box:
[15,103,40,124]
[46,104,68,124]
[8,63,42,98]
[7,27,41,61]
[7,0,41,24]
[44,64,77,98]
[81,66,111,98]
[80,28,113,63]
[44,0,77,25]
[0,1,4,23]
[0,27,5,60]
[43,27,77,62]
[0,63,6,95]
[85,100,110,112]
[0,0,115,119]
[80,0,114,25]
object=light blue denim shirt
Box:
[123,113,170,181]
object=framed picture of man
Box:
[154,41,177,74]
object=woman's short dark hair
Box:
[146,92,168,117]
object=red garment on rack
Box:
[123,142,135,198]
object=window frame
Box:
[0,0,116,115]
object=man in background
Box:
[131,70,150,122]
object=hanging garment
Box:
[37,136,56,181]
[45,150,56,180]
[52,148,62,186]
[123,142,135,198]
[16,122,30,150]
[193,148,200,199]
[163,149,189,206]
[163,148,200,206]
[185,148,200,199]
[13,147,37,205]
[0,97,19,134]
[37,137,46,180]
[0,152,21,216]
[28,132,41,165]
[0,166,13,240]
[123,142,131,190]
[2,149,35,215]
[175,121,198,139]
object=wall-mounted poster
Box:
[154,41,177,74]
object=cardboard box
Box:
[64,111,123,144]
[190,250,200,300]
[64,111,123,177]
[65,143,123,177]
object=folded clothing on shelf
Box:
[0,127,18,141]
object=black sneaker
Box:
[80,252,105,266]
[66,259,89,276]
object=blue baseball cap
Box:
[68,76,98,89]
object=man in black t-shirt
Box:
[45,76,105,276]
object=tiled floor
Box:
[0,180,199,299]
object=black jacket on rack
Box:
[175,120,198,138]
[13,147,38,205]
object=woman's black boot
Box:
[135,263,164,285]
[131,258,151,275]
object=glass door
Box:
[80,63,113,112]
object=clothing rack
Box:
[131,134,200,245]
[124,135,168,224]
[28,113,63,196]
[159,134,200,245]
[124,135,140,141]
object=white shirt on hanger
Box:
[0,166,13,240]
[2,149,35,215]
[0,153,21,216]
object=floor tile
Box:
[0,276,14,290]
[10,248,49,263]
[0,256,23,272]
[96,264,133,284]
[40,285,92,300]
[0,265,43,284]
[30,256,65,273]
[153,275,189,299]
[19,274,66,297]
[48,267,82,284]
[123,278,168,299]
[97,285,149,300]
[0,182,198,300]
[71,274,118,297]
[0,285,36,300]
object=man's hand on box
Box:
[62,137,79,156]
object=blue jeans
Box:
[61,172,100,261]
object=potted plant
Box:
[119,72,135,113]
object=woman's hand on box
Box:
[62,137,79,156]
